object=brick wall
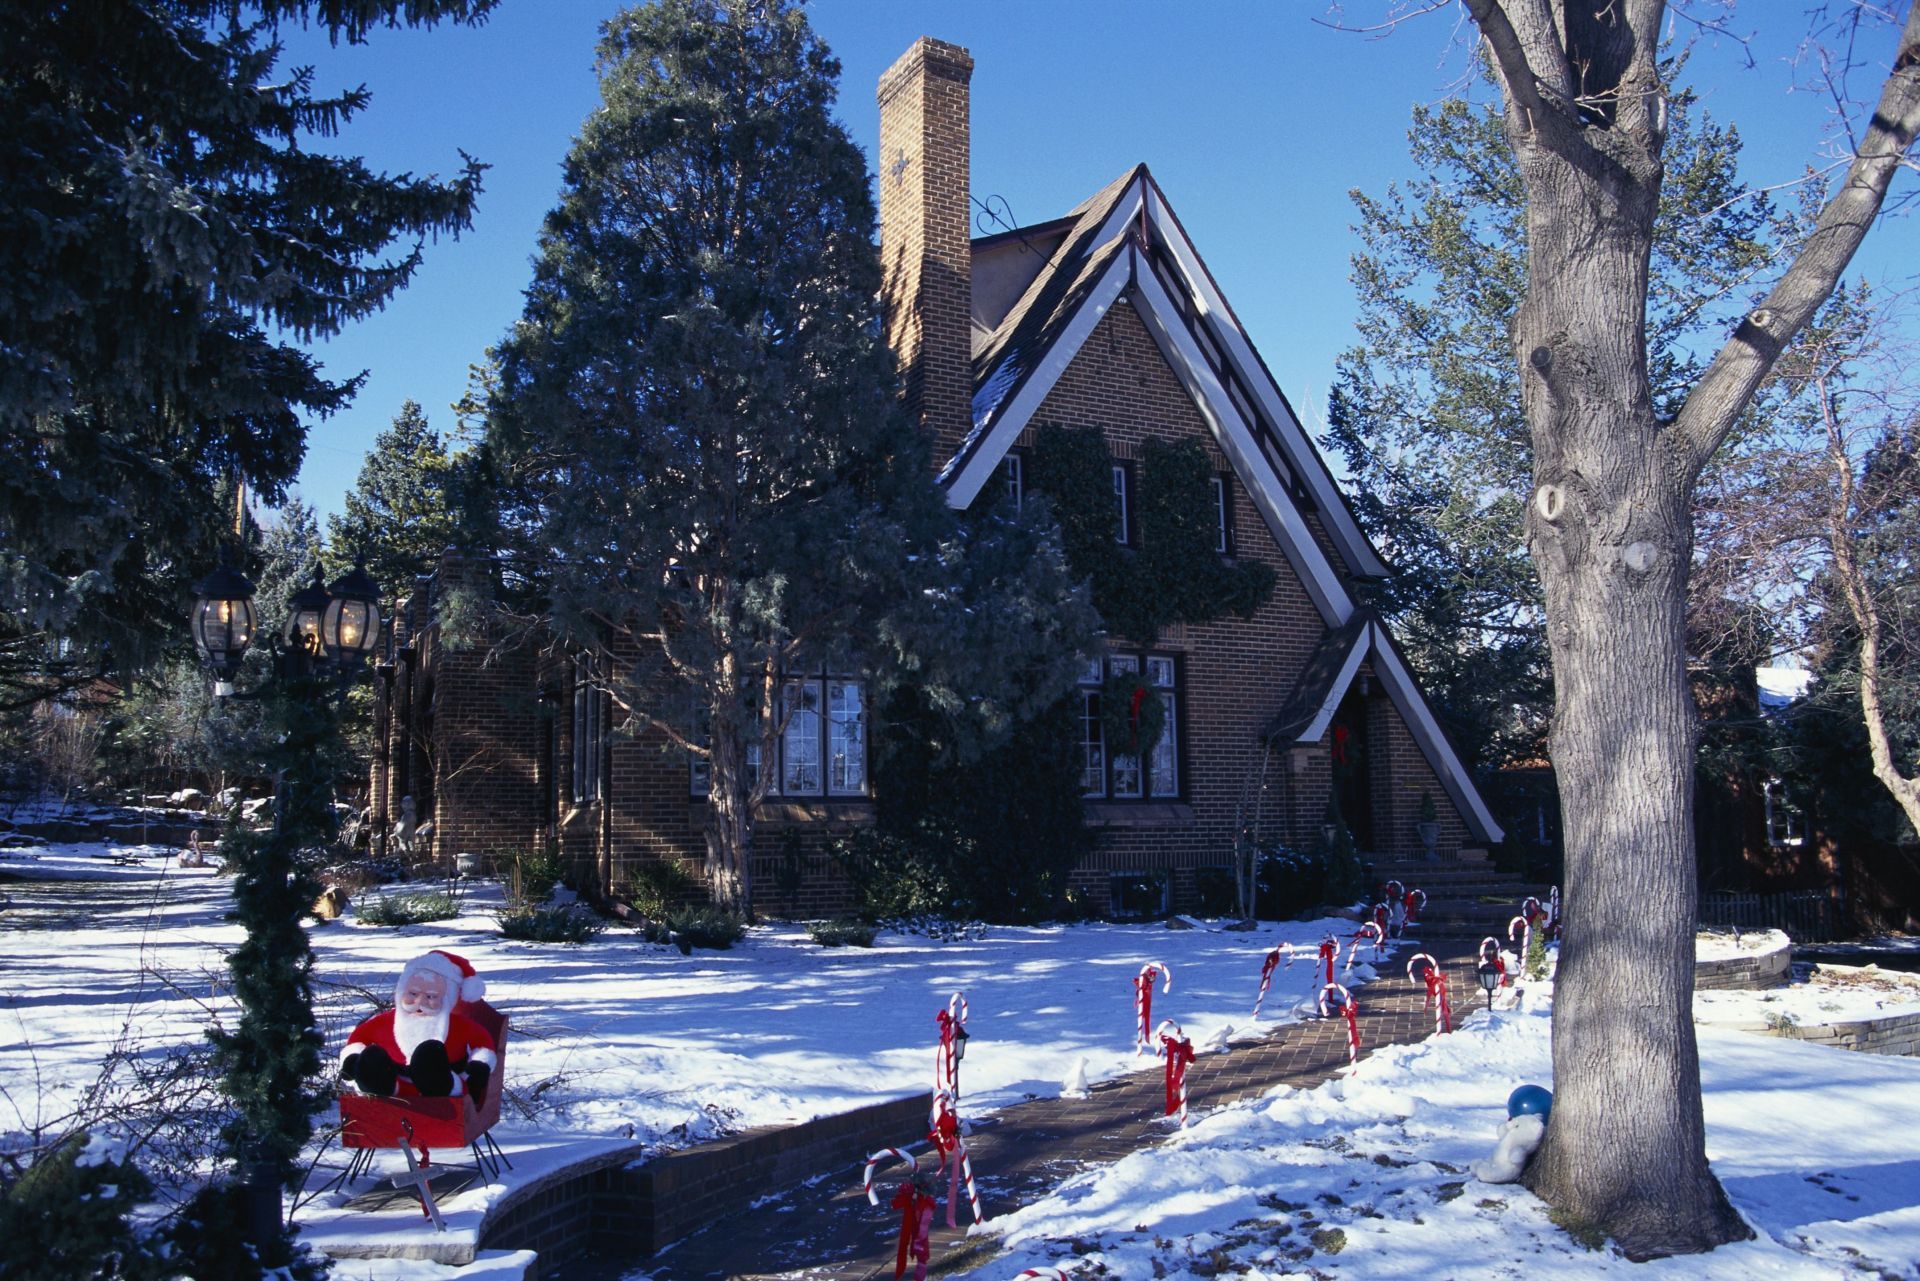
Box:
[877,37,974,464]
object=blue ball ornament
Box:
[1507,1084,1553,1119]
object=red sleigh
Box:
[328,998,513,1226]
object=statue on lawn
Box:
[340,950,497,1101]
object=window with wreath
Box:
[1077,652,1180,800]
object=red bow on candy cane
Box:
[1162,1033,1195,1118]
[891,1181,935,1281]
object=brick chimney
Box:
[877,37,974,464]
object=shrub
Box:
[667,905,747,950]
[621,857,700,919]
[0,1131,155,1281]
[831,824,960,922]
[504,845,568,908]
[809,917,877,947]
[1193,865,1237,916]
[355,888,459,926]
[1254,845,1327,920]
[497,903,603,943]
[1323,820,1366,906]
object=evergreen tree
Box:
[259,498,327,634]
[484,0,1091,916]
[328,401,457,609]
[1324,87,1781,769]
[0,1,491,703]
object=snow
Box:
[957,968,1920,1281]
[1696,928,1791,962]
[5,841,1920,1280]
[1756,665,1812,710]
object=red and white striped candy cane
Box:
[1318,982,1360,1064]
[927,1090,984,1228]
[1134,962,1171,1054]
[1509,913,1531,964]
[863,1145,920,1207]
[935,992,969,1099]
[1404,887,1426,924]
[1156,1018,1194,1126]
[1479,935,1510,986]
[1406,953,1450,1035]
[1346,922,1383,971]
[1252,944,1291,1018]
[1317,935,1338,986]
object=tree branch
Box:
[1460,0,1574,127]
[1675,4,1920,475]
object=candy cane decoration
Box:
[1346,921,1384,971]
[1371,901,1391,936]
[1316,934,1338,986]
[1509,913,1532,967]
[935,992,968,1100]
[1134,962,1171,1054]
[1157,1019,1194,1126]
[1318,982,1360,1065]
[1547,885,1562,939]
[1404,887,1427,926]
[1252,944,1293,1018]
[1406,953,1451,1034]
[1479,935,1510,987]
[927,1090,984,1228]
[863,1146,920,1206]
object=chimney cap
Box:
[878,36,973,105]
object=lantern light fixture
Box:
[1476,961,1502,1009]
[190,565,259,695]
[283,563,331,658]
[322,560,383,666]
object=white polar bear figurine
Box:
[1472,1112,1545,1183]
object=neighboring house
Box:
[369,37,1502,915]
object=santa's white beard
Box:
[393,1006,450,1060]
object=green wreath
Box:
[1101,670,1168,761]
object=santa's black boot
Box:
[408,1041,455,1097]
[346,1046,400,1096]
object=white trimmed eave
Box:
[1141,186,1389,580]
[946,249,1135,512]
[1294,627,1372,745]
[1365,620,1505,843]
[1127,248,1354,626]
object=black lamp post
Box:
[188,556,383,1252]
[950,1023,970,1101]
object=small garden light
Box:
[1477,960,1502,1008]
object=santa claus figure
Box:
[340,950,497,1101]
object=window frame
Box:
[688,672,868,801]
[1112,462,1133,546]
[1076,651,1183,801]
[1210,474,1232,555]
[570,654,604,806]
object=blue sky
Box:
[277,1,1914,525]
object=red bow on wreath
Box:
[1128,684,1148,751]
[1331,723,1351,765]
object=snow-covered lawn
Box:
[6,843,1920,1280]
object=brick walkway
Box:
[625,932,1482,1281]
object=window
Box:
[1002,453,1024,510]
[570,654,603,804]
[1077,653,1181,800]
[1765,778,1804,848]
[1112,463,1131,544]
[1211,475,1230,555]
[687,677,865,799]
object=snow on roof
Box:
[1757,665,1812,711]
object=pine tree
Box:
[1325,87,1782,769]
[0,2,491,704]
[328,401,457,609]
[484,0,1092,916]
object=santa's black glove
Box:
[345,1045,399,1096]
[408,1040,454,1097]
[464,1062,491,1103]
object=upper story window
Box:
[1002,453,1024,511]
[1211,475,1231,555]
[1112,464,1131,545]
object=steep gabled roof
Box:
[936,168,1500,844]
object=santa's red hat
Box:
[399,950,486,1004]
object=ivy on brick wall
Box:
[1027,425,1276,643]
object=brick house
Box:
[368,36,1502,916]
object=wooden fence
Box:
[1698,887,1848,943]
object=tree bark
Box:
[1454,0,1920,1257]
[702,651,755,918]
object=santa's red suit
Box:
[341,1007,496,1098]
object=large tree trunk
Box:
[703,689,755,919]
[1446,0,1920,1256]
[1509,124,1749,1255]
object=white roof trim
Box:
[1296,627,1372,744]
[1365,620,1505,843]
[1141,187,1388,579]
[945,249,1133,511]
[1126,252,1354,626]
